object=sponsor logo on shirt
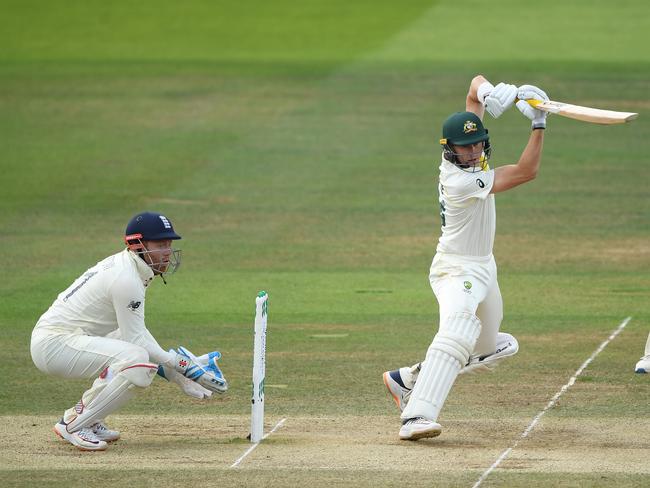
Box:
[127,300,142,312]
[476,179,485,188]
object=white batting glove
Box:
[478,81,517,118]
[516,84,550,129]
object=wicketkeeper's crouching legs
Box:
[399,312,482,440]
[64,358,157,433]
[32,331,158,450]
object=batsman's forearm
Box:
[468,75,488,103]
[516,129,544,180]
[466,75,489,118]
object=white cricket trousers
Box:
[31,327,149,379]
[30,327,151,422]
[429,252,503,357]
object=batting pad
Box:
[66,363,157,433]
[401,312,481,422]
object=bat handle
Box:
[515,97,542,108]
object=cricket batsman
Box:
[383,75,549,440]
[30,211,227,451]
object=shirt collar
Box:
[125,249,155,287]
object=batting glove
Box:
[516,84,550,129]
[478,81,517,118]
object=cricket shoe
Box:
[399,417,442,441]
[382,365,418,412]
[90,421,121,442]
[383,333,519,411]
[460,332,519,375]
[635,355,650,374]
[54,419,108,451]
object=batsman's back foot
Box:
[399,417,442,441]
[383,369,412,412]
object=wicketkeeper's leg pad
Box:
[66,361,158,433]
[401,312,482,422]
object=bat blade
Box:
[527,99,638,125]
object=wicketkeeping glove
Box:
[157,364,213,399]
[516,84,550,129]
[172,346,228,393]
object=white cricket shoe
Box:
[382,368,414,412]
[461,332,519,374]
[91,421,121,442]
[635,355,650,374]
[54,420,108,451]
[399,417,442,441]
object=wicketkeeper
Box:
[383,75,549,440]
[30,211,227,451]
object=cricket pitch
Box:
[2,414,649,487]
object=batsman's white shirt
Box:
[34,249,173,365]
[436,158,495,257]
[430,157,501,357]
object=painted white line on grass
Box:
[230,418,287,468]
[471,316,632,488]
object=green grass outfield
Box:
[1,1,649,486]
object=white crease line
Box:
[230,418,287,468]
[472,316,632,488]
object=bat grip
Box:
[515,97,542,108]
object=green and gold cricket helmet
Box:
[440,111,489,147]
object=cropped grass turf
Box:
[1,1,649,486]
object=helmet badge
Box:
[159,215,172,229]
[463,120,478,134]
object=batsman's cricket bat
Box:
[526,99,638,125]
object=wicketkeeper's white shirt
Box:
[435,158,496,257]
[34,249,174,365]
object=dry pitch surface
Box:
[2,412,649,487]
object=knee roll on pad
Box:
[429,312,482,365]
[119,362,158,388]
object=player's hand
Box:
[516,85,549,129]
[173,346,228,393]
[194,350,227,389]
[157,364,213,399]
[484,82,518,118]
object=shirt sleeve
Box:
[443,169,495,205]
[110,274,175,365]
